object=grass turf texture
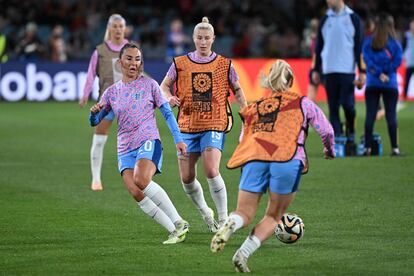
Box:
[0,101,413,275]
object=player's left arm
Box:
[159,103,182,143]
[302,97,334,158]
[230,80,247,109]
[159,103,187,155]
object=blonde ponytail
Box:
[260,60,294,92]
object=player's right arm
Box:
[160,63,180,107]
[79,50,98,108]
[160,76,180,107]
[89,103,109,126]
[89,90,111,126]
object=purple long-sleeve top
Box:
[295,97,334,164]
[93,76,173,155]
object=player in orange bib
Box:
[161,17,247,232]
[210,60,335,273]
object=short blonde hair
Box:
[193,17,214,35]
[260,60,294,92]
[104,14,126,41]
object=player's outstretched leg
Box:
[210,218,235,252]
[182,179,219,232]
[232,250,251,273]
[207,174,228,225]
[232,233,261,272]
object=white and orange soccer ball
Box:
[275,213,304,244]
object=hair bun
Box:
[202,17,209,23]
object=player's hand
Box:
[353,73,366,88]
[90,103,103,114]
[379,73,389,83]
[359,72,366,84]
[176,142,187,156]
[168,96,180,107]
[324,147,335,159]
[79,97,88,108]
[311,70,320,85]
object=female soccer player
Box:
[362,13,403,156]
[211,60,335,272]
[160,17,247,232]
[79,14,128,191]
[90,43,189,244]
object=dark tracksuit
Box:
[313,6,364,138]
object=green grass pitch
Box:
[1,101,413,275]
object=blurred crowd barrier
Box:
[1,59,412,102]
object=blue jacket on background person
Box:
[363,36,403,90]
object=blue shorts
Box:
[239,160,303,195]
[117,139,163,174]
[103,110,115,121]
[181,131,226,153]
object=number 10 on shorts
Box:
[139,140,153,154]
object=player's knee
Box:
[204,167,219,178]
[133,174,151,190]
[206,168,220,178]
[267,204,287,221]
[130,188,145,201]
[181,173,196,184]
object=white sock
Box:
[229,212,245,232]
[238,234,261,259]
[207,174,228,222]
[90,134,108,184]
[137,197,175,233]
[143,181,182,224]
[182,179,210,217]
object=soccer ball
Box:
[275,213,304,244]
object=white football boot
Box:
[232,250,251,273]
[202,207,219,233]
[210,218,235,252]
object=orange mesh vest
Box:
[174,54,233,133]
[227,91,305,170]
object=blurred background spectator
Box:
[14,22,45,61]
[1,0,413,61]
[48,25,67,62]
[302,18,319,58]
[125,24,140,45]
[166,19,190,62]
